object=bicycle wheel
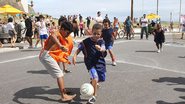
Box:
[118,30,125,38]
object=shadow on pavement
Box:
[178,56,185,58]
[13,86,84,104]
[156,100,185,104]
[27,70,48,74]
[153,77,185,104]
[152,77,185,85]
[135,50,157,53]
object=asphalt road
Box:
[0,34,185,104]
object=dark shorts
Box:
[40,34,48,39]
[105,42,113,50]
[26,29,33,37]
[8,30,16,37]
[89,67,106,82]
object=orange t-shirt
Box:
[44,31,73,64]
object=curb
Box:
[0,47,19,53]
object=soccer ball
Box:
[80,83,94,96]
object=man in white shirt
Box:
[140,14,148,39]
[95,11,103,24]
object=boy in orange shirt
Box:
[39,21,76,101]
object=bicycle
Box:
[117,28,125,39]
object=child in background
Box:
[79,19,84,37]
[73,23,107,104]
[37,15,49,48]
[153,23,165,53]
[102,19,117,66]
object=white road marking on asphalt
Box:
[75,55,185,74]
[110,59,185,74]
[0,55,38,64]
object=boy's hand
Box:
[95,45,101,51]
[60,46,68,52]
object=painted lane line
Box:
[0,55,38,64]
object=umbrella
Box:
[146,13,160,19]
[0,4,24,14]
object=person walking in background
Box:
[19,18,26,43]
[86,16,91,29]
[124,16,133,40]
[153,23,165,53]
[169,21,174,32]
[38,15,48,48]
[39,21,76,101]
[72,18,79,38]
[105,14,109,19]
[79,19,84,37]
[140,14,148,40]
[95,11,103,24]
[33,16,40,48]
[180,16,185,39]
[6,17,17,48]
[73,23,107,104]
[23,14,33,48]
[113,17,121,39]
[102,19,117,66]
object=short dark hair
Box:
[61,21,73,33]
[23,14,27,17]
[97,11,101,14]
[103,18,111,26]
[39,15,44,19]
[8,17,13,22]
[58,16,67,26]
[92,23,102,31]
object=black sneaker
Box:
[87,96,96,104]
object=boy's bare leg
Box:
[91,79,98,96]
[57,77,76,101]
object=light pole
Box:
[179,0,182,32]
[157,0,159,15]
[131,0,133,20]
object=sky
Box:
[28,0,185,22]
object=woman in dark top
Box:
[153,23,165,53]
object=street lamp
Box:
[131,0,133,20]
[179,0,182,32]
[157,0,159,15]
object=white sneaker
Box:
[157,50,160,53]
[88,96,96,104]
[112,61,117,66]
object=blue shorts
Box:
[105,42,113,50]
[105,44,113,50]
[89,67,106,82]
[40,34,48,39]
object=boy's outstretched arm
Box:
[72,49,81,65]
